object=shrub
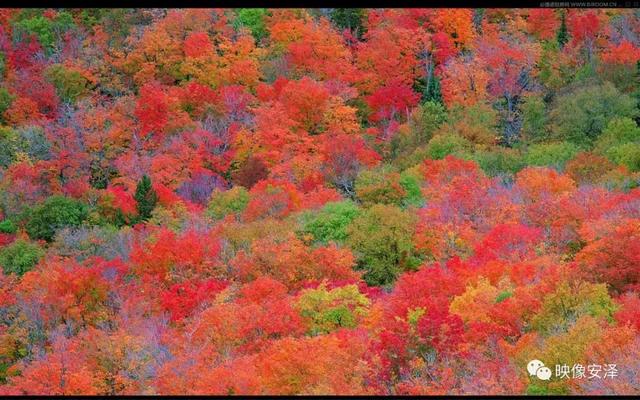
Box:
[177,171,226,206]
[0,87,15,122]
[16,126,52,162]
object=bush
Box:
[206,186,250,221]
[299,200,360,245]
[295,283,369,335]
[0,239,44,276]
[524,141,580,169]
[176,171,226,206]
[51,225,132,262]
[25,196,89,242]
[446,103,499,146]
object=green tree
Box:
[605,143,640,172]
[594,117,640,152]
[25,196,89,242]
[233,8,269,41]
[14,11,75,56]
[473,147,525,177]
[531,281,615,336]
[556,10,569,49]
[0,87,14,124]
[346,204,419,286]
[0,219,16,234]
[549,82,638,146]
[329,8,367,38]
[399,168,425,208]
[355,166,407,207]
[524,141,580,170]
[44,64,90,104]
[416,74,444,105]
[0,127,18,168]
[520,95,548,143]
[425,133,472,160]
[295,283,370,335]
[206,186,250,221]
[134,175,158,222]
[0,239,44,276]
[299,200,360,245]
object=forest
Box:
[0,7,638,395]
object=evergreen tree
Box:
[134,175,158,221]
[557,10,569,49]
[417,74,444,105]
[329,8,367,39]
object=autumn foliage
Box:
[0,7,639,396]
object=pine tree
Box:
[134,175,158,221]
[329,8,367,39]
[557,10,569,49]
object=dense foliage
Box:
[0,8,639,395]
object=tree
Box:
[329,8,367,39]
[299,200,361,245]
[524,142,580,170]
[0,239,44,276]
[549,82,638,146]
[134,175,158,222]
[234,9,269,42]
[556,10,569,49]
[25,196,89,242]
[207,186,250,221]
[576,219,640,294]
[346,204,419,286]
[295,283,370,335]
[355,166,407,207]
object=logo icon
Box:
[528,359,552,381]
